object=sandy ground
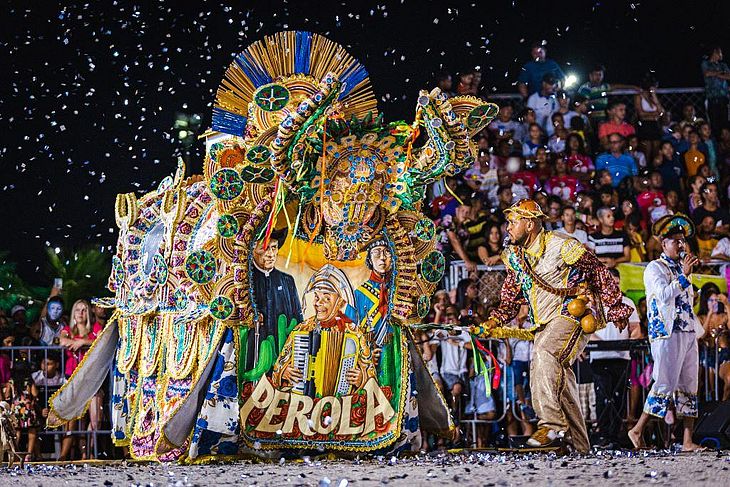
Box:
[1,450,729,486]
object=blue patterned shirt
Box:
[659,254,694,332]
[702,59,730,100]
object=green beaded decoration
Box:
[240,165,275,184]
[417,295,430,318]
[210,168,243,200]
[466,104,499,130]
[209,295,234,320]
[413,218,436,242]
[254,84,290,112]
[246,145,272,165]
[420,251,446,283]
[217,214,239,238]
[173,288,188,311]
[152,254,168,285]
[185,249,217,284]
[112,256,125,289]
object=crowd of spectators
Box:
[0,291,108,461]
[420,43,730,449]
[3,42,730,454]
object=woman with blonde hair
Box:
[58,299,103,460]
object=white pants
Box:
[644,331,699,418]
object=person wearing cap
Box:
[471,199,632,452]
[628,214,705,451]
[347,238,395,388]
[272,264,376,397]
[526,73,559,136]
[10,305,26,329]
[245,228,303,376]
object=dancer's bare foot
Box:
[628,428,644,449]
[681,442,707,452]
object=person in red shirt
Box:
[491,139,513,170]
[511,170,540,197]
[598,100,636,149]
[636,171,667,221]
[59,300,100,378]
[58,299,102,461]
[565,133,595,183]
[545,154,581,203]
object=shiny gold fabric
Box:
[530,316,590,453]
[487,229,632,453]
[502,231,587,327]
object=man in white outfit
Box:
[628,213,704,451]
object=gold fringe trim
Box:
[560,238,586,265]
[479,326,535,341]
[46,309,123,428]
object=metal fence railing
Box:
[446,261,506,308]
[701,340,726,403]
[0,345,115,460]
[487,87,707,126]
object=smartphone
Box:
[54,278,63,290]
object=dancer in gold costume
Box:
[471,199,632,452]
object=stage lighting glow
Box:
[564,73,578,88]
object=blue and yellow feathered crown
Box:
[212,31,377,137]
[652,213,695,239]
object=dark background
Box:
[2,0,730,283]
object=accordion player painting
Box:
[46,31,498,461]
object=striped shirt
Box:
[588,231,629,259]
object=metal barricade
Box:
[700,338,726,402]
[0,345,114,460]
[446,261,506,308]
[430,335,537,449]
[578,340,651,439]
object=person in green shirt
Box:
[577,64,639,125]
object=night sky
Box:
[2,0,730,283]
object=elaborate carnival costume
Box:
[641,214,701,420]
[47,31,499,461]
[472,200,631,452]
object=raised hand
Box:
[681,252,699,276]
